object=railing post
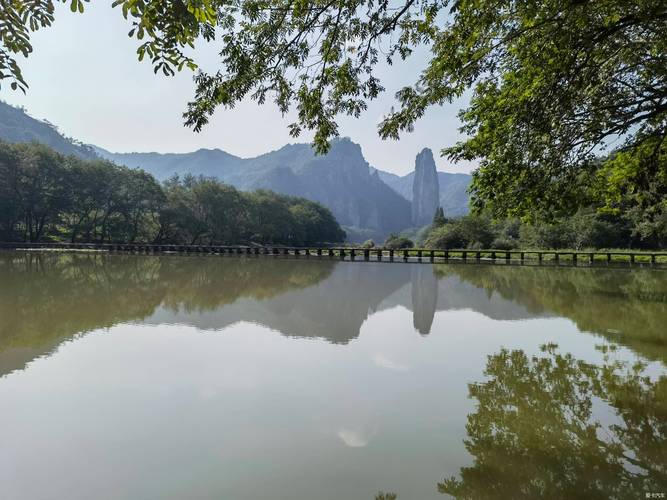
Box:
[389,249,394,261]
[430,250,435,262]
[364,249,370,260]
[403,249,409,261]
[377,249,382,261]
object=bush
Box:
[491,237,519,250]
[384,233,414,249]
[424,224,467,249]
[361,239,375,248]
[458,215,495,248]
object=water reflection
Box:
[1,251,666,499]
[435,265,667,362]
[1,252,666,377]
[440,344,667,499]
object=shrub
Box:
[384,233,414,249]
[458,215,495,248]
[424,224,467,249]
[491,237,519,250]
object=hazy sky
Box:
[1,3,475,176]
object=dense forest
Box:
[0,141,345,245]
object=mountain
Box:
[96,138,412,241]
[0,101,472,240]
[0,101,97,159]
[411,148,440,226]
[377,169,472,217]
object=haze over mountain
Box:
[0,101,471,240]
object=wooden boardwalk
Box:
[2,242,666,267]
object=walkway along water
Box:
[1,242,666,267]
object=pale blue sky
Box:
[0,3,475,176]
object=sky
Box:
[0,3,475,176]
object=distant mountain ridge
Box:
[0,101,472,241]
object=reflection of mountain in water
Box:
[1,252,665,376]
[146,263,540,341]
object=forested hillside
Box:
[0,141,345,245]
[0,101,97,159]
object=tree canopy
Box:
[2,0,665,224]
[0,141,346,244]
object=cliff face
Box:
[411,148,440,226]
[291,138,411,236]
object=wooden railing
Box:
[1,242,666,266]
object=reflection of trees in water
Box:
[0,252,334,375]
[440,345,667,499]
[435,265,667,362]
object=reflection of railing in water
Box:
[1,242,667,267]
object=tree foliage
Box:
[0,141,345,244]
[383,232,413,249]
[422,211,666,249]
[2,0,665,221]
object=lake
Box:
[1,251,665,500]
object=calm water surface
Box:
[1,252,665,499]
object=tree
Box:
[383,233,413,249]
[432,206,446,227]
[3,1,665,219]
[0,142,346,245]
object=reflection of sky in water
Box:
[0,254,665,500]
